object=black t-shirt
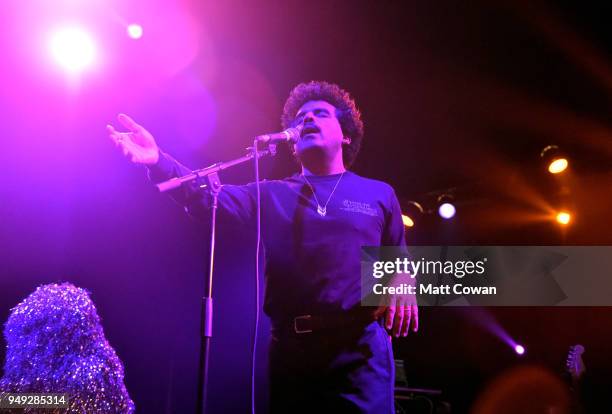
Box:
[150,152,406,321]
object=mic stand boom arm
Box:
[156,144,277,193]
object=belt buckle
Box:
[293,315,312,334]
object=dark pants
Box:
[269,320,395,414]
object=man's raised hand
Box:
[107,114,160,165]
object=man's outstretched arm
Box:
[107,113,256,225]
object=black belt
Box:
[272,308,378,336]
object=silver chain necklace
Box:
[302,172,345,217]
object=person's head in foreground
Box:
[0,282,134,413]
[281,80,364,173]
[472,365,571,414]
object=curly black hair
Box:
[281,81,364,168]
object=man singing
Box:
[107,81,418,413]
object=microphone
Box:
[256,127,301,144]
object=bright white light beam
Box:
[127,24,143,39]
[49,26,96,73]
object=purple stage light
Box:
[127,24,143,39]
[438,202,456,219]
[49,26,96,73]
[461,308,526,358]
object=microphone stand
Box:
[156,144,277,414]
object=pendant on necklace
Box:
[317,205,327,217]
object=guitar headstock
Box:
[566,344,585,381]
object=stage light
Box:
[436,194,456,220]
[438,203,456,219]
[127,24,143,39]
[402,201,424,227]
[540,145,569,174]
[49,26,96,73]
[556,211,571,225]
[401,214,414,227]
[514,345,525,355]
[548,158,568,174]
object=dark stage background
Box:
[1,0,611,412]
